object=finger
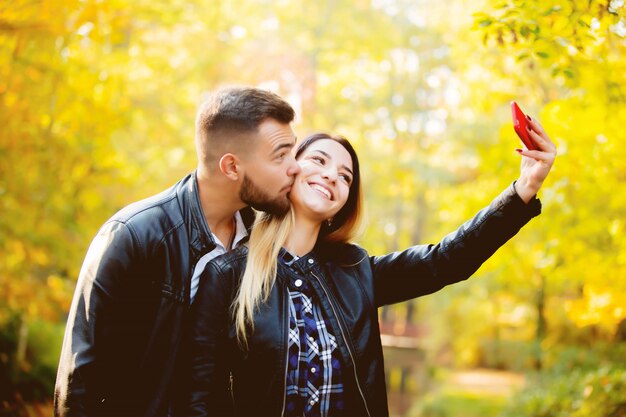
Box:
[526,115,545,131]
[527,127,557,153]
[526,115,543,129]
[527,116,556,147]
[516,148,556,163]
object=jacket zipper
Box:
[311,272,372,417]
[280,286,289,417]
[229,372,235,407]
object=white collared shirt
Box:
[189,211,248,303]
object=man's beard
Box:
[240,174,291,216]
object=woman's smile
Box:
[308,182,333,200]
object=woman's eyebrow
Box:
[311,149,353,176]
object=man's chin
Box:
[249,197,291,217]
[240,175,291,216]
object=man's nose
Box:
[287,156,301,176]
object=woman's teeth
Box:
[311,184,331,199]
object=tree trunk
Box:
[13,314,28,377]
[534,272,546,371]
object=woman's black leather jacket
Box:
[183,183,541,417]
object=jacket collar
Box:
[178,171,214,262]
[179,171,255,262]
[278,248,320,275]
[239,206,256,235]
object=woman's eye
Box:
[312,156,325,164]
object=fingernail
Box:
[515,148,523,153]
[526,115,531,121]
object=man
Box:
[54,87,301,417]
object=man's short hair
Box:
[195,87,296,167]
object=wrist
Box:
[514,177,541,203]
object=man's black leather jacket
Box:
[183,183,541,417]
[54,171,253,417]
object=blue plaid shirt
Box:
[282,252,345,417]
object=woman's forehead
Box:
[302,139,352,167]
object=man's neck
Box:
[196,168,244,237]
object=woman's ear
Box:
[218,153,240,180]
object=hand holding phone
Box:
[511,101,537,151]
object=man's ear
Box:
[218,153,240,180]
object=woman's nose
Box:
[322,166,338,182]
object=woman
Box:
[183,123,556,416]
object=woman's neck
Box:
[284,214,321,257]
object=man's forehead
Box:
[265,130,297,150]
[257,117,291,132]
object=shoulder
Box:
[206,245,249,276]
[102,176,192,239]
[316,241,369,265]
[112,183,181,224]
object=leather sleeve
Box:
[178,261,234,417]
[370,183,541,307]
[54,220,141,417]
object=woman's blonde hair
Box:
[232,133,363,348]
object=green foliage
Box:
[418,390,506,417]
[500,343,626,416]
[506,364,626,417]
[469,0,626,341]
[0,315,63,403]
[473,0,625,89]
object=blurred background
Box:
[1,0,625,415]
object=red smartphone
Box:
[511,101,537,151]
